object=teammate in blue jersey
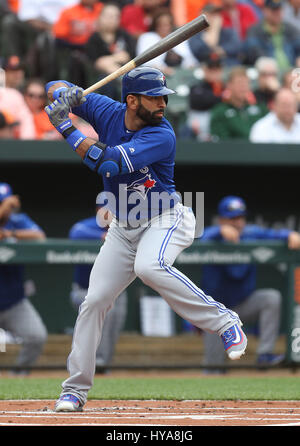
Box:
[45,67,248,412]
[200,195,300,371]
[0,183,47,373]
[69,208,127,372]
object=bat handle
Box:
[83,60,137,96]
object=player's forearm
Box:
[74,137,97,159]
[14,230,46,240]
[1,229,46,240]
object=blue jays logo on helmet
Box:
[121,66,175,102]
[0,182,13,202]
[218,196,247,218]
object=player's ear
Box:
[126,94,139,110]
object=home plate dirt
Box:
[0,400,300,426]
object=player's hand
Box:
[1,195,20,213]
[44,98,71,133]
[0,229,14,240]
[57,86,87,108]
[220,224,240,243]
[288,231,300,250]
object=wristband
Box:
[61,124,87,151]
[56,118,73,134]
[64,128,87,151]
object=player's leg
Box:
[234,288,282,363]
[134,205,246,356]
[0,298,47,373]
[202,332,226,372]
[95,290,128,370]
[58,223,136,409]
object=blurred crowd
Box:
[1,0,300,142]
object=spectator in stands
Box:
[199,195,300,372]
[136,8,198,76]
[210,66,268,140]
[221,0,259,40]
[53,0,102,49]
[188,3,241,68]
[2,55,25,91]
[85,2,136,99]
[170,0,222,25]
[120,0,167,38]
[244,0,265,20]
[0,182,47,374]
[0,82,36,139]
[23,78,62,140]
[185,53,225,141]
[253,57,280,109]
[1,0,79,60]
[53,0,103,85]
[0,110,19,139]
[249,87,300,142]
[243,0,300,71]
[282,0,300,29]
[69,205,127,373]
[282,67,300,111]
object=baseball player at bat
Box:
[45,67,247,412]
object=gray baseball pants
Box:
[60,204,241,405]
[70,285,127,368]
[0,298,47,368]
[202,288,282,366]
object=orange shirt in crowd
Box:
[8,0,19,13]
[33,110,63,140]
[53,2,103,46]
[184,0,222,23]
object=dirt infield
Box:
[0,399,299,426]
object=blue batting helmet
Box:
[121,66,175,102]
[0,183,13,202]
[218,196,247,218]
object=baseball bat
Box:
[83,14,209,96]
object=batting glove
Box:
[53,86,86,108]
[44,98,73,134]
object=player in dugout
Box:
[199,195,300,372]
[0,182,47,374]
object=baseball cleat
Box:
[55,394,83,412]
[220,324,247,360]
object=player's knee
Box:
[24,325,48,346]
[134,258,159,284]
[85,289,114,312]
[263,289,282,309]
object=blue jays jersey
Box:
[0,213,43,311]
[72,92,180,222]
[199,224,291,308]
[69,216,107,289]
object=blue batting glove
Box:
[44,98,73,134]
[54,86,86,108]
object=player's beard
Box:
[136,97,164,126]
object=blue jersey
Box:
[72,92,180,222]
[199,224,291,308]
[0,213,43,311]
[69,216,107,289]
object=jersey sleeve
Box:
[199,226,222,240]
[247,225,291,240]
[72,93,120,136]
[12,213,43,231]
[69,221,106,240]
[114,126,176,173]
